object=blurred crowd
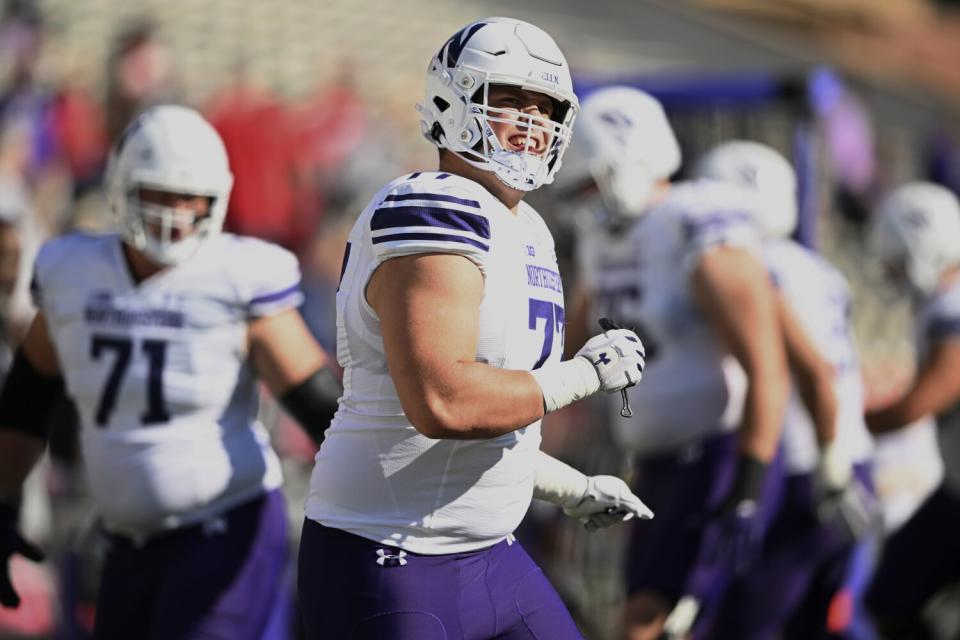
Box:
[0,3,410,637]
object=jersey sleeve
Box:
[368,180,492,274]
[926,293,960,343]
[234,239,304,318]
[30,235,74,311]
[682,208,758,257]
[679,185,762,275]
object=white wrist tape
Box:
[819,439,853,490]
[529,357,601,414]
[532,450,588,508]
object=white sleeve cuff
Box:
[532,450,588,508]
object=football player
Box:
[864,182,960,638]
[565,87,791,640]
[693,141,877,639]
[297,17,650,639]
[0,105,342,639]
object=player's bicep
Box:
[564,285,593,359]
[366,253,483,420]
[20,312,61,377]
[248,309,329,397]
[902,338,960,421]
[776,291,834,383]
[691,247,783,374]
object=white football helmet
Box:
[106,104,234,266]
[573,86,681,220]
[417,17,579,192]
[871,182,960,298]
[693,140,798,239]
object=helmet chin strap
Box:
[139,234,204,266]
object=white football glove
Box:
[574,328,646,394]
[814,441,881,543]
[563,475,654,532]
[531,327,645,413]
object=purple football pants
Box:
[708,465,876,640]
[297,519,584,639]
[626,433,782,603]
[93,490,288,640]
[866,482,960,636]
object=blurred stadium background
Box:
[1,0,959,637]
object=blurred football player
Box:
[565,87,791,640]
[864,182,960,638]
[297,17,651,640]
[0,105,342,639]
[693,141,878,639]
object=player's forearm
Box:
[737,373,789,462]
[402,362,546,439]
[796,364,838,446]
[865,401,921,434]
[0,430,45,504]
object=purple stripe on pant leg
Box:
[93,491,288,640]
[155,491,289,640]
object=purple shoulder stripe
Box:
[250,282,301,306]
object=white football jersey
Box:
[763,239,873,473]
[33,232,302,536]
[916,278,960,495]
[304,171,564,554]
[577,180,759,455]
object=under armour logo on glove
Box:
[575,325,645,393]
[375,549,408,567]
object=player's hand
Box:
[696,498,762,575]
[0,503,44,608]
[816,480,881,544]
[563,475,654,531]
[687,454,768,598]
[813,444,880,543]
[574,327,645,393]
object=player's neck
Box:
[438,152,525,214]
[122,243,169,284]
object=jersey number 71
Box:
[91,334,170,427]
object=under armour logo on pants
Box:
[375,549,408,567]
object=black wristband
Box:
[0,501,18,529]
[724,454,768,509]
[0,350,65,442]
[279,367,342,447]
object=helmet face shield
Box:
[126,189,219,265]
[460,81,575,191]
[417,18,579,191]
